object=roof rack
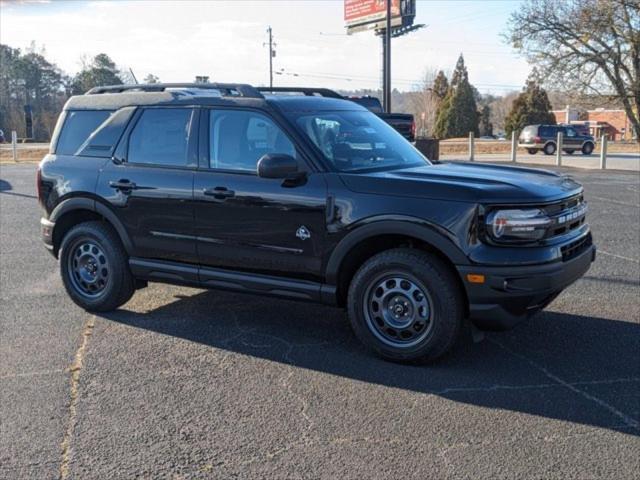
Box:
[256,87,343,99]
[86,83,264,98]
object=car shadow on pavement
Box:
[103,289,640,436]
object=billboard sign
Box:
[344,0,415,34]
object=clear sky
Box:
[0,0,530,95]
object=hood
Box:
[339,162,583,204]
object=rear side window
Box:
[128,108,192,166]
[539,126,556,137]
[56,110,112,155]
[77,107,136,157]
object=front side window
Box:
[56,110,112,155]
[290,110,429,172]
[209,110,296,171]
[128,108,192,166]
[566,128,577,137]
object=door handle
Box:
[109,180,138,191]
[203,186,235,199]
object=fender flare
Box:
[324,219,469,285]
[49,197,134,254]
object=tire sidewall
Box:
[59,223,127,311]
[543,142,556,155]
[582,142,594,155]
[348,252,461,362]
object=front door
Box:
[193,108,327,279]
[96,107,198,263]
[563,126,582,150]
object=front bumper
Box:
[457,242,596,330]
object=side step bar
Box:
[129,258,337,305]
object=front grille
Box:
[542,194,588,239]
[561,233,592,261]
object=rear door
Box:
[96,107,198,263]
[193,108,327,279]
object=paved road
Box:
[1,163,639,479]
[440,152,640,171]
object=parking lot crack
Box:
[59,315,95,480]
[488,337,639,431]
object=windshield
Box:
[290,110,430,173]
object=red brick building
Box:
[552,106,635,141]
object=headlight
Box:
[486,208,551,242]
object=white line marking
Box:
[588,195,639,207]
[598,250,640,263]
[0,369,63,380]
[488,338,639,430]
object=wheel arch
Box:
[50,197,133,257]
[326,220,469,308]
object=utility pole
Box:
[265,26,276,89]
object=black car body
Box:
[519,124,596,156]
[38,83,595,363]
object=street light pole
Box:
[384,0,392,113]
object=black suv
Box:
[519,124,596,156]
[38,83,596,363]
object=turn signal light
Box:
[466,274,485,284]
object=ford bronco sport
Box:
[38,83,596,363]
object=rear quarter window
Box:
[55,110,113,155]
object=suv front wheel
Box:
[59,221,135,312]
[582,142,594,155]
[347,248,463,363]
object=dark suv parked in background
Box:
[38,83,595,363]
[519,124,595,156]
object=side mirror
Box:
[257,153,300,179]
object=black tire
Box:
[543,142,556,155]
[582,142,594,155]
[564,149,575,155]
[59,221,135,312]
[347,248,464,364]
[527,149,537,155]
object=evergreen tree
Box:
[0,43,66,140]
[504,70,555,137]
[434,54,479,138]
[432,70,448,100]
[479,105,493,136]
[71,53,122,94]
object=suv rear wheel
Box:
[59,221,135,312]
[347,248,463,363]
[543,142,556,155]
[582,142,594,155]
[527,148,537,155]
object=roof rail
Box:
[256,87,343,99]
[86,83,264,98]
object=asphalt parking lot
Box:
[1,162,639,479]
